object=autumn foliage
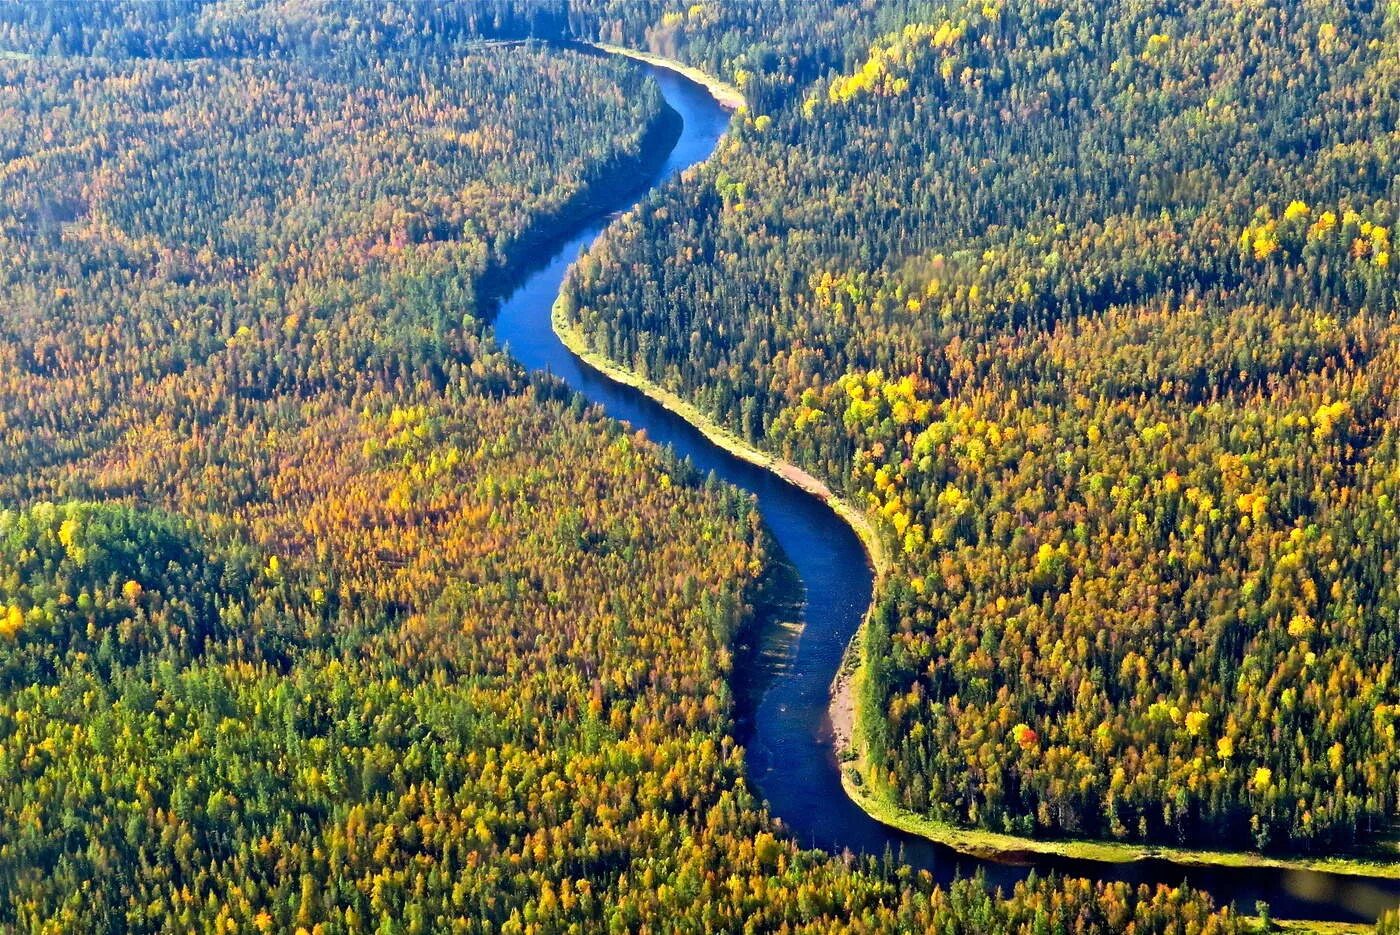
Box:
[0,2,1260,931]
[563,0,1400,854]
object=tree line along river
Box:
[490,45,1400,926]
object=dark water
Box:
[492,57,1400,924]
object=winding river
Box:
[492,49,1400,924]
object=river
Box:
[491,48,1400,925]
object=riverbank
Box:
[580,41,746,110]
[841,759,1400,879]
[478,52,683,306]
[1270,923,1373,935]
[835,563,1400,883]
[552,299,880,565]
[555,43,1400,928]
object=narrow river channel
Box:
[491,47,1400,925]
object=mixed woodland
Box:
[560,0,1400,856]
[0,1,1257,932]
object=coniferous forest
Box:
[561,0,1400,857]
[0,0,1394,932]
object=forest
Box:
[559,0,1400,857]
[1,0,1396,930]
[0,0,1262,931]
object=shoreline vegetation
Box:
[552,297,877,555]
[557,275,1400,884]
[560,44,1400,927]
[479,58,682,305]
[581,41,747,110]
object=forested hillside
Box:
[0,2,1259,931]
[561,0,1400,856]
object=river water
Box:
[491,52,1400,924]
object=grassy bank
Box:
[581,41,746,110]
[552,299,876,552]
[840,757,1400,879]
[1266,923,1374,935]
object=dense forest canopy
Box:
[0,1,1252,931]
[0,0,1384,929]
[561,0,1400,856]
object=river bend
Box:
[491,49,1400,925]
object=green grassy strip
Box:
[552,299,871,526]
[1264,922,1373,935]
[582,41,747,110]
[841,757,1400,879]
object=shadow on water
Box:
[730,538,805,739]
[490,46,1400,924]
